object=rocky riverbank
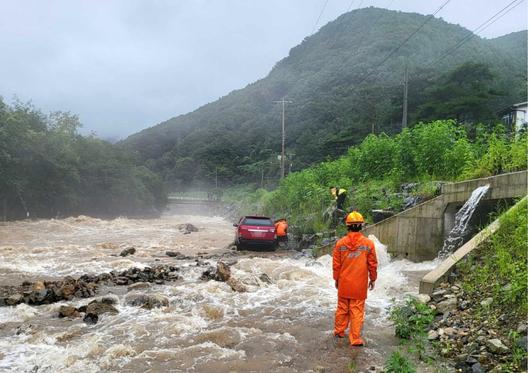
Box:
[422,281,527,372]
[0,264,182,307]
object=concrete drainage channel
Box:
[419,197,527,295]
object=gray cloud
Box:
[0,0,527,139]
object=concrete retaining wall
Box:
[419,196,527,294]
[362,171,527,261]
[363,196,446,261]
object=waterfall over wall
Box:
[438,185,490,258]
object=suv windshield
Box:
[242,218,273,226]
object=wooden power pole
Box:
[401,65,409,129]
[273,98,293,179]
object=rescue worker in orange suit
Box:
[274,218,288,247]
[333,211,378,346]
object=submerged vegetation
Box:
[0,99,166,220]
[229,120,527,234]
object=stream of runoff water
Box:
[0,214,438,372]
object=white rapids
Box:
[0,215,439,372]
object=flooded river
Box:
[0,214,438,372]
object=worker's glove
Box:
[368,280,375,291]
[335,280,339,289]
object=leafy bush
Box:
[384,351,416,373]
[389,297,436,340]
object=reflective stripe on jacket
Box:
[333,232,377,300]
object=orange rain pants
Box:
[332,231,378,346]
[334,297,365,345]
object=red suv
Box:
[234,216,276,250]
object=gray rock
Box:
[216,262,231,282]
[58,305,80,318]
[466,356,479,364]
[427,330,439,340]
[471,363,485,373]
[227,277,247,293]
[120,247,136,257]
[86,301,119,316]
[115,277,129,285]
[94,295,119,305]
[436,298,457,313]
[125,292,169,309]
[480,297,493,307]
[517,322,528,335]
[413,294,431,304]
[28,289,48,304]
[443,327,457,336]
[6,293,23,306]
[83,313,98,324]
[165,251,188,259]
[485,338,509,354]
[431,289,447,301]
[259,273,272,284]
[128,282,151,291]
[177,223,199,233]
[305,260,323,267]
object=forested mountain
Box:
[122,7,527,189]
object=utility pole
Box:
[401,65,409,129]
[273,98,293,179]
[215,167,218,189]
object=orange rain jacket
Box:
[333,232,378,300]
[275,220,288,237]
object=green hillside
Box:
[122,7,527,189]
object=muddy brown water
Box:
[0,214,439,372]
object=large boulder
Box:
[85,300,119,316]
[125,292,169,309]
[216,262,231,282]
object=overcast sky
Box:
[0,0,527,140]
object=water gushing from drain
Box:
[438,185,490,258]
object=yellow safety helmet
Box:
[345,211,364,225]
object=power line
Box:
[427,0,525,67]
[353,0,451,87]
[311,0,330,34]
